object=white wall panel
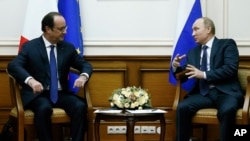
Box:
[228,0,250,40]
[0,0,249,55]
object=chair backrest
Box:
[238,65,250,92]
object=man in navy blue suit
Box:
[7,12,92,141]
[172,17,244,141]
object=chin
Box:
[59,37,64,41]
[195,40,200,44]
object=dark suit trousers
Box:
[176,88,240,141]
[26,91,87,141]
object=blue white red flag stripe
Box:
[19,0,58,52]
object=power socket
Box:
[134,126,140,134]
[107,126,126,134]
[107,126,115,134]
[140,126,156,134]
[108,125,156,134]
[147,126,156,134]
[141,126,149,133]
[118,126,126,134]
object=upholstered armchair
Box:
[172,65,250,140]
[7,68,89,141]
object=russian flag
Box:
[18,0,58,52]
[58,0,84,94]
[169,0,202,91]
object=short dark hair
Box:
[41,12,62,32]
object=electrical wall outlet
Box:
[140,126,156,134]
[118,126,127,134]
[108,125,156,134]
[156,126,161,134]
[107,126,127,134]
[134,126,140,134]
[141,126,149,133]
[107,126,115,134]
[147,126,156,134]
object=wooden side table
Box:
[94,110,166,141]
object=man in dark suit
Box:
[172,17,244,141]
[7,12,92,141]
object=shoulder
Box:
[214,37,236,46]
[20,37,44,51]
[57,41,77,54]
[188,44,202,54]
[57,40,74,46]
[57,41,75,49]
[22,37,44,48]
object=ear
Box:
[45,26,52,33]
[207,26,212,34]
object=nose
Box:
[192,30,195,36]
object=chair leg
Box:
[202,125,207,141]
[87,121,93,141]
[61,124,72,141]
[192,124,207,141]
[24,128,27,141]
[8,114,26,140]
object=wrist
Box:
[80,74,88,81]
[28,78,34,86]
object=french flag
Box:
[18,0,58,52]
[169,0,202,91]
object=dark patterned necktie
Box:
[50,45,58,103]
[199,45,209,96]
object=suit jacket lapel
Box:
[37,37,50,77]
[193,45,202,69]
[210,37,219,70]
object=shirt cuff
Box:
[80,73,89,79]
[25,76,33,84]
[203,72,207,79]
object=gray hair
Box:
[202,17,215,35]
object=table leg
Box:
[94,115,101,141]
[126,117,135,141]
[159,114,166,141]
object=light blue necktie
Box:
[199,45,209,96]
[50,45,58,103]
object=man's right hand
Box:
[28,78,44,94]
[172,54,186,67]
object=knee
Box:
[72,101,87,114]
[176,102,190,115]
[34,105,53,117]
[177,102,189,111]
[217,107,237,119]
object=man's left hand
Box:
[185,64,205,79]
[73,75,88,88]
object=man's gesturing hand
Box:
[185,64,205,79]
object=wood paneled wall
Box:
[1,55,250,141]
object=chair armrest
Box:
[85,86,93,110]
[175,69,189,80]
[70,68,94,117]
[241,76,250,123]
[8,74,25,122]
[70,67,80,75]
[172,70,189,111]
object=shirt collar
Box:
[204,36,215,48]
[42,35,56,48]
